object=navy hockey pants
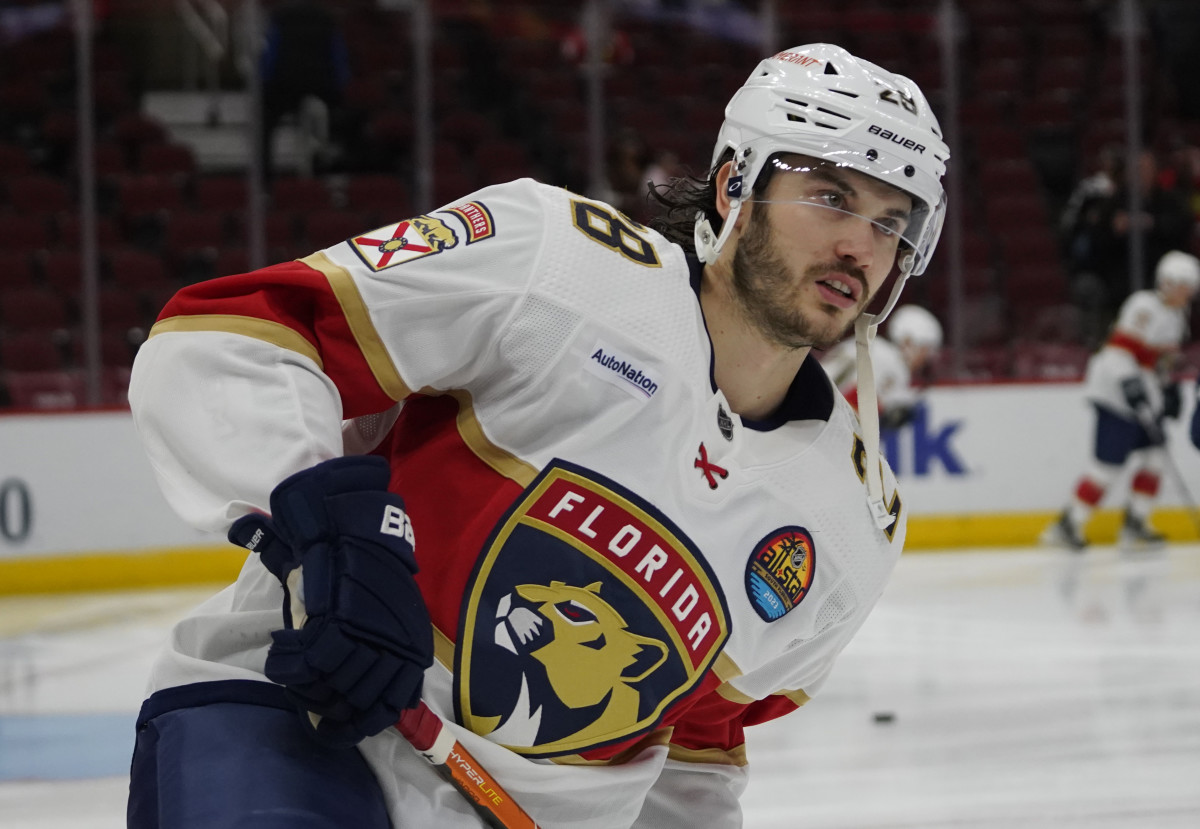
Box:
[127,680,391,828]
[1092,404,1159,466]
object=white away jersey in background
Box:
[129,178,907,828]
[819,334,914,415]
[1084,288,1190,417]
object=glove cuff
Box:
[229,513,300,581]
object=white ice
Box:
[2,543,1198,828]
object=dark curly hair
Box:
[647,147,785,255]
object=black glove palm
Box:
[229,455,433,748]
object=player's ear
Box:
[714,160,751,227]
[714,160,736,220]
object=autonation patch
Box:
[584,341,660,400]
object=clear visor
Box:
[731,147,944,275]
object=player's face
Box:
[901,341,937,371]
[1162,280,1197,308]
[731,158,913,350]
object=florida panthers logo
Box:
[456,462,729,758]
[482,580,669,748]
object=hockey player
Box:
[1043,249,1200,552]
[126,43,949,828]
[820,303,943,429]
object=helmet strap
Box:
[694,197,744,265]
[853,264,912,530]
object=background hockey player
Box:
[820,303,944,430]
[1042,249,1200,553]
[125,43,949,828]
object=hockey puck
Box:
[872,711,896,723]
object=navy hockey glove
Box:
[1161,381,1182,420]
[1119,377,1165,445]
[229,455,433,748]
[879,404,915,431]
[1120,376,1150,411]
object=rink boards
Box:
[2,382,1198,593]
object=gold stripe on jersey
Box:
[665,742,748,768]
[716,681,810,708]
[548,729,675,766]
[300,251,412,401]
[446,389,540,486]
[780,687,812,707]
[714,681,754,705]
[712,652,742,684]
[433,624,456,671]
[148,315,323,368]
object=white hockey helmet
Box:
[695,43,950,275]
[1155,249,1200,292]
[887,304,943,349]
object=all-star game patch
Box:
[349,201,495,271]
[745,526,816,622]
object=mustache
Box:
[807,262,867,296]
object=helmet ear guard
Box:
[694,151,755,265]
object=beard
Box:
[730,208,868,350]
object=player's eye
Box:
[816,190,846,210]
[874,217,908,239]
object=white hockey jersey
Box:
[819,334,914,415]
[128,178,906,828]
[1083,288,1189,418]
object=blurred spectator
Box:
[1067,149,1194,339]
[259,0,351,178]
[644,147,684,194]
[1157,137,1200,228]
[1061,144,1123,346]
[605,127,652,222]
[0,1,66,45]
[1149,0,1200,120]
[641,147,686,222]
[1108,150,1194,285]
[605,133,689,226]
[560,17,634,67]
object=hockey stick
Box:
[1131,405,1200,538]
[395,701,540,829]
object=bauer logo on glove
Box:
[380,504,415,545]
[228,455,434,748]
